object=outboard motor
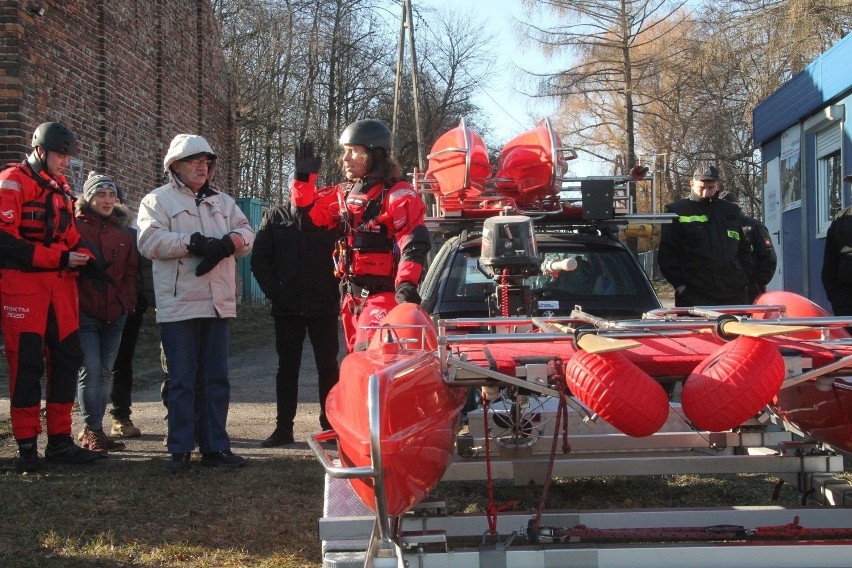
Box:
[479,215,540,317]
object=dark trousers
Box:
[274,314,340,431]
[110,309,145,420]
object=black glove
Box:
[395,282,421,305]
[82,258,116,292]
[294,140,322,182]
[195,235,237,276]
[187,232,214,256]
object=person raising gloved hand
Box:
[294,140,322,182]
[289,119,430,352]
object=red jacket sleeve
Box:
[385,183,430,287]
[289,175,340,230]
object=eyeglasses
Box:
[183,157,212,167]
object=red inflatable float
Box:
[753,290,850,339]
[563,350,669,437]
[681,336,785,431]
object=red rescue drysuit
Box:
[0,162,89,441]
[291,175,430,351]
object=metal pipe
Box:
[781,355,852,389]
[368,373,393,544]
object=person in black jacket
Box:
[250,203,341,447]
[719,191,777,302]
[109,182,158,438]
[821,174,852,315]
[658,165,751,307]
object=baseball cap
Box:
[693,164,719,181]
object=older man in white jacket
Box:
[137,134,254,473]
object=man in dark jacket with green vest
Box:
[658,165,751,307]
[719,191,777,302]
[250,203,341,447]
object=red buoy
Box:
[681,336,785,431]
[563,350,669,437]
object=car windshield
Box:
[444,242,643,304]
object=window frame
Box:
[815,132,842,238]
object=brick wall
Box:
[0,0,236,211]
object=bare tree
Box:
[212,0,500,204]
[519,0,689,174]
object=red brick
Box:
[0,1,235,206]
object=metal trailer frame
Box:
[319,507,852,568]
[310,312,852,568]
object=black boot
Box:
[45,434,106,464]
[260,427,294,448]
[14,437,42,473]
[167,452,192,474]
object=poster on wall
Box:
[780,126,801,211]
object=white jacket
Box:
[137,135,254,323]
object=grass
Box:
[0,300,848,566]
[0,455,325,567]
[438,473,804,515]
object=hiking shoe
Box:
[201,450,246,468]
[45,436,106,464]
[111,418,141,438]
[167,452,192,474]
[98,428,126,451]
[80,428,126,453]
[260,427,294,448]
[79,428,107,453]
[14,442,42,473]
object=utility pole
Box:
[392,0,425,171]
[639,153,668,213]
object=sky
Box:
[407,0,604,176]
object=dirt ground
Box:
[0,334,345,463]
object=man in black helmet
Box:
[658,164,751,306]
[0,122,106,472]
[290,119,430,351]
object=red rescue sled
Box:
[421,118,578,217]
[424,117,491,203]
[493,117,569,204]
[314,304,465,518]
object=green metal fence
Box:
[235,197,269,306]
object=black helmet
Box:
[339,119,392,153]
[31,122,78,156]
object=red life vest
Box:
[335,181,396,281]
[5,162,76,247]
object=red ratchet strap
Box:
[481,396,515,534]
